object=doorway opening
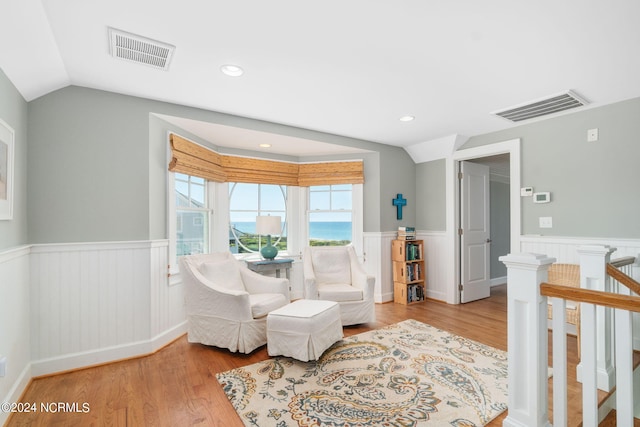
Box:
[458,154,510,303]
[449,138,520,305]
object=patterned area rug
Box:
[216,319,508,426]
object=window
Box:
[229,183,287,254]
[175,173,209,256]
[308,184,353,246]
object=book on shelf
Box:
[407,284,424,303]
[405,263,422,281]
[397,233,416,240]
[404,242,421,261]
[397,226,417,240]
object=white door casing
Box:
[447,138,521,305]
[460,161,491,303]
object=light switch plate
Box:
[539,217,553,228]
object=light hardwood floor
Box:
[4,285,613,426]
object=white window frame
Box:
[228,182,288,256]
[167,171,213,279]
[304,183,363,255]
[211,183,362,260]
[167,166,364,275]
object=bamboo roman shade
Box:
[169,134,226,182]
[221,155,299,186]
[168,133,363,186]
[298,161,364,186]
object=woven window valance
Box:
[168,133,226,182]
[168,133,364,186]
[298,162,364,186]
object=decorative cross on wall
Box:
[392,193,407,220]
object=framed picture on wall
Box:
[0,118,14,220]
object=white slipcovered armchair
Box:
[303,245,375,326]
[180,252,290,353]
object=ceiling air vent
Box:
[492,90,588,122]
[108,28,175,71]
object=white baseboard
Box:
[0,364,33,426]
[491,276,507,287]
[376,291,394,303]
[31,321,187,377]
[426,289,446,302]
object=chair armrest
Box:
[303,251,319,299]
[180,256,254,321]
[186,276,254,321]
[240,267,290,300]
[349,248,375,300]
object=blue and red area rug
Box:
[217,319,508,426]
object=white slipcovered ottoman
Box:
[267,299,343,362]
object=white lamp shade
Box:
[256,216,281,235]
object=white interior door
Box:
[460,161,491,303]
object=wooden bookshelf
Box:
[392,239,426,305]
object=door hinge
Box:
[458,172,463,180]
[458,228,463,236]
[459,284,464,291]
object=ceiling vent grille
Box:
[492,90,588,122]
[108,28,175,71]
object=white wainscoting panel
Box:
[363,232,395,303]
[0,246,32,426]
[29,240,186,375]
[363,231,449,304]
[418,231,448,302]
[520,235,640,264]
[520,235,640,350]
[150,241,186,339]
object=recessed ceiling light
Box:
[399,115,415,122]
[220,64,244,77]
[259,143,271,148]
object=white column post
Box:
[500,253,556,427]
[576,245,617,392]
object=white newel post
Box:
[576,245,617,392]
[500,253,556,427]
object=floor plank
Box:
[4,285,613,426]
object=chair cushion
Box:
[311,248,352,285]
[199,259,245,292]
[249,293,288,318]
[318,284,363,302]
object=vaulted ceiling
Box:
[2,0,640,156]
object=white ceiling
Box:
[156,115,371,157]
[2,0,640,157]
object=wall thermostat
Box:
[533,192,551,203]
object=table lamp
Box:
[256,215,281,260]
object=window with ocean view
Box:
[308,184,352,246]
[229,183,287,254]
[175,173,209,257]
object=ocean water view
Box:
[231,221,351,241]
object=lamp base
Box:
[260,235,278,260]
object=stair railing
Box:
[500,247,639,427]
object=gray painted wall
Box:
[490,180,510,278]
[0,69,28,250]
[415,159,446,231]
[21,83,640,246]
[462,97,640,238]
[26,86,414,244]
[28,87,152,243]
[379,147,416,231]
